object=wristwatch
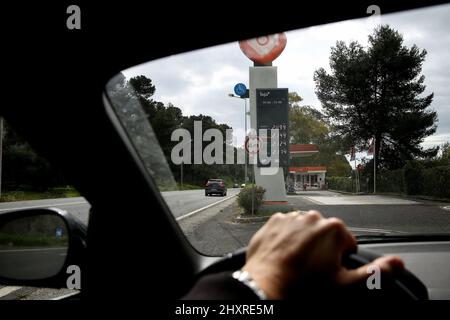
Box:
[232,270,268,300]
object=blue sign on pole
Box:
[55,226,63,238]
[234,83,247,97]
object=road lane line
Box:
[0,286,22,298]
[51,291,80,300]
[348,227,407,234]
[299,196,324,205]
[0,201,88,212]
[176,195,237,221]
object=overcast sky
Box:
[123,4,450,153]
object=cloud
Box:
[123,3,450,148]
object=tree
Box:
[106,73,178,189]
[178,114,244,186]
[288,92,351,177]
[314,25,438,171]
[108,74,244,188]
[129,75,156,101]
[1,121,66,191]
[289,93,328,145]
[440,142,450,165]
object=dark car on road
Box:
[205,179,227,196]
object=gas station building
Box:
[288,144,327,190]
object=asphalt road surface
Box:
[0,197,90,225]
[287,191,450,234]
[161,188,240,218]
[0,188,241,224]
[181,190,450,256]
[0,188,240,300]
[0,247,67,280]
[0,189,240,300]
[1,189,449,299]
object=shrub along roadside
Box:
[0,187,80,202]
[376,169,405,194]
[327,164,450,200]
[237,185,266,215]
[326,176,353,193]
[404,160,424,195]
[422,166,450,199]
[0,234,69,247]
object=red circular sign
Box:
[245,135,272,155]
[239,33,287,65]
[245,135,262,155]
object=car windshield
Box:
[106,4,450,256]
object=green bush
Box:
[404,161,424,195]
[422,166,450,199]
[237,185,266,215]
[377,169,405,193]
[0,234,68,247]
[326,176,353,192]
[327,163,450,200]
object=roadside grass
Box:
[0,234,69,247]
[157,183,203,192]
[232,203,304,224]
[240,207,301,217]
[237,203,301,217]
[176,183,203,190]
[0,187,80,203]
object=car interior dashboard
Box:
[361,241,450,300]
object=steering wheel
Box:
[198,247,428,300]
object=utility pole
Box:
[373,137,376,194]
[251,173,255,215]
[228,93,249,185]
[244,97,248,185]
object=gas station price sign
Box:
[256,88,290,168]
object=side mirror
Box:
[0,208,87,288]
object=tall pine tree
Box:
[314,25,438,170]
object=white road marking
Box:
[176,195,237,221]
[348,227,407,234]
[442,206,450,211]
[302,195,418,205]
[0,286,22,298]
[294,196,323,205]
[50,291,80,300]
[0,201,87,212]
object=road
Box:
[286,191,450,234]
[0,247,67,280]
[178,190,450,256]
[0,188,240,300]
[0,188,241,224]
[161,188,240,218]
[1,189,449,248]
[1,189,449,299]
[0,197,89,224]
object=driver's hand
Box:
[242,210,405,299]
